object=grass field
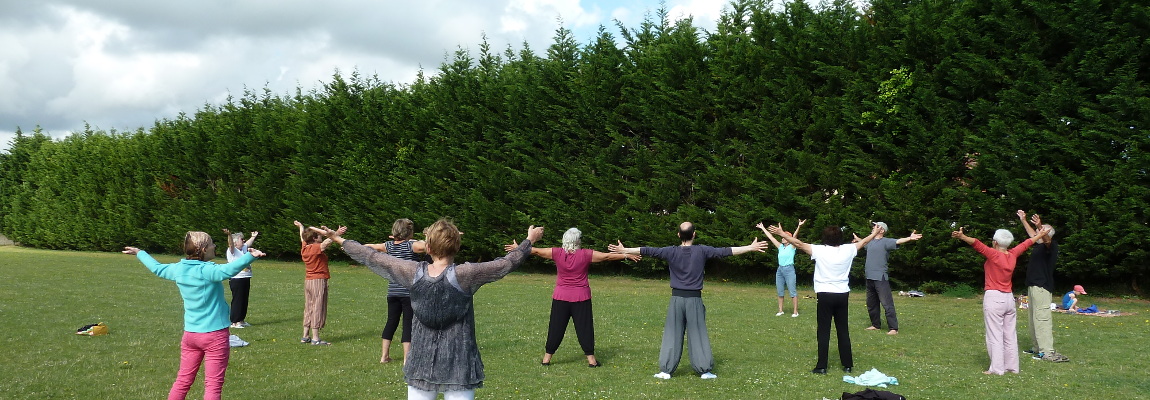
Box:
[1,246,1148,399]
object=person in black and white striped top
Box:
[366,219,427,364]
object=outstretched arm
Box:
[951,227,976,245]
[591,250,641,263]
[731,237,770,255]
[853,224,882,250]
[895,230,922,245]
[504,242,553,259]
[756,222,783,248]
[312,226,420,285]
[455,226,544,293]
[768,224,812,255]
[607,240,641,255]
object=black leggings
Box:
[229,278,250,323]
[545,299,595,355]
[381,296,412,342]
[815,292,853,369]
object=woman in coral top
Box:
[507,227,639,367]
[952,223,1050,375]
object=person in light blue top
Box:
[123,231,265,400]
[758,219,806,317]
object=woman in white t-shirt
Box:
[223,230,259,329]
[770,223,879,375]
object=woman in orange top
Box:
[294,220,345,345]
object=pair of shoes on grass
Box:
[652,371,716,379]
[1035,351,1069,362]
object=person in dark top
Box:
[1017,210,1067,362]
[312,220,542,400]
[609,221,769,380]
[364,218,428,364]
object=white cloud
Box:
[0,0,733,151]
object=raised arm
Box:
[455,226,544,293]
[607,240,641,255]
[768,224,812,255]
[895,230,922,245]
[1016,210,1038,239]
[319,226,347,251]
[793,219,807,239]
[243,231,258,248]
[951,227,976,245]
[853,224,882,250]
[591,250,641,263]
[293,220,306,245]
[731,237,770,255]
[756,222,783,248]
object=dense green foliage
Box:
[1,0,1147,290]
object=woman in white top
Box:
[770,223,879,374]
[223,230,258,328]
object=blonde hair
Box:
[184,231,215,261]
[391,218,415,241]
[424,218,461,259]
[561,228,581,253]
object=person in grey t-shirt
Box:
[856,222,921,335]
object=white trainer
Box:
[775,312,784,317]
[653,372,671,380]
[791,313,799,318]
[700,372,717,379]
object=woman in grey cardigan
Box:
[311,219,543,400]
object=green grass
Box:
[2,246,1148,399]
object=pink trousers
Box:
[982,290,1019,374]
[170,328,230,400]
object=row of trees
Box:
[2,0,1147,291]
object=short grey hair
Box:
[874,222,889,233]
[562,228,582,253]
[993,229,1014,247]
[1042,224,1056,238]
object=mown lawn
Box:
[1,246,1147,399]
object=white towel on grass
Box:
[229,334,249,347]
[843,368,898,388]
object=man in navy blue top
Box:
[610,221,768,380]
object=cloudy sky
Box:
[0,0,753,151]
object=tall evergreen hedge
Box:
[1,0,1147,292]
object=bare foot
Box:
[865,326,879,330]
[887,330,898,335]
[381,357,391,363]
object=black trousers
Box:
[815,292,853,369]
[229,278,250,323]
[381,296,413,342]
[545,299,595,355]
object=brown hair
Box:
[424,218,461,259]
[184,231,215,261]
[302,228,322,244]
[391,218,414,241]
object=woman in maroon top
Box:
[507,227,639,367]
[952,223,1049,375]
